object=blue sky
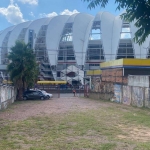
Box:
[0,0,122,31]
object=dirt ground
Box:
[0,96,109,121]
[1,96,150,149]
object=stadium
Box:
[0,11,150,84]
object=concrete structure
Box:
[0,85,16,110]
[86,70,102,77]
[101,58,150,84]
[0,12,150,84]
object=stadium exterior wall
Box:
[0,11,150,82]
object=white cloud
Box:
[39,9,79,18]
[39,12,58,18]
[60,9,79,15]
[10,0,14,4]
[29,11,35,17]
[0,2,25,25]
[17,0,38,5]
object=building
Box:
[100,58,150,84]
[0,11,150,84]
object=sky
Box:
[0,0,122,31]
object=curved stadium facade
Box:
[0,11,150,84]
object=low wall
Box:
[0,85,16,110]
[89,92,114,101]
[89,83,150,108]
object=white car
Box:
[30,89,53,99]
[41,90,53,99]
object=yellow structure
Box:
[2,80,13,84]
[37,81,67,84]
[86,70,102,76]
[2,80,67,85]
[100,58,150,69]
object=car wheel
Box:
[23,96,27,100]
[47,95,50,99]
[40,96,44,100]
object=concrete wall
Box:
[89,80,114,100]
[0,85,16,110]
[89,82,150,108]
[89,92,114,100]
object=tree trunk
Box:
[17,88,23,100]
[22,77,25,93]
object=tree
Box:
[7,41,39,100]
[82,0,150,44]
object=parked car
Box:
[23,90,48,100]
[30,89,53,99]
[41,90,53,99]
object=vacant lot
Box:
[0,96,150,150]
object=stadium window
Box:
[89,64,99,66]
[120,22,131,39]
[87,44,105,60]
[147,49,150,58]
[57,72,61,77]
[89,21,101,40]
[61,23,73,42]
[117,41,134,59]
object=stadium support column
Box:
[80,39,85,85]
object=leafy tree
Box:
[82,0,150,44]
[7,41,39,100]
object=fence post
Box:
[143,87,145,107]
[58,85,60,98]
[121,85,123,104]
[131,86,133,106]
[0,85,1,109]
[79,87,80,97]
[84,85,86,97]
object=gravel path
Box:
[0,96,109,121]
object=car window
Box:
[38,91,43,94]
[33,91,40,95]
[25,91,33,94]
[27,90,35,93]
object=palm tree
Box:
[7,41,38,100]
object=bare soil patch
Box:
[118,124,150,142]
[0,97,109,121]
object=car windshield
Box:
[41,91,46,94]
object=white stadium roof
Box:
[1,11,150,82]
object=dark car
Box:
[23,90,48,100]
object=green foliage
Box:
[82,0,150,44]
[7,41,38,97]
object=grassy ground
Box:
[1,99,150,150]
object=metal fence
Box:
[37,84,84,98]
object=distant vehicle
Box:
[23,90,48,100]
[30,89,53,99]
